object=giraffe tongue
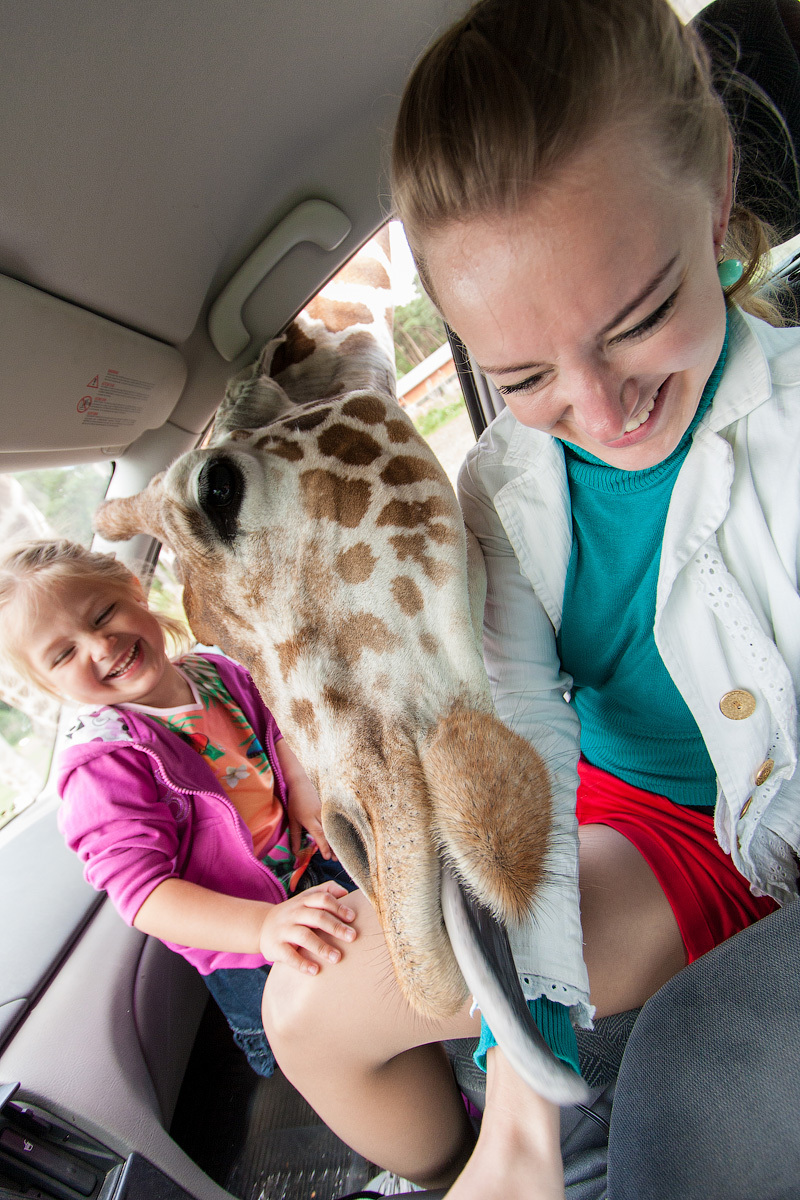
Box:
[441,863,590,1106]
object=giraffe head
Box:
[95,232,586,1105]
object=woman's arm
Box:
[458,443,591,1022]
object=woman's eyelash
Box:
[94,604,115,625]
[614,289,679,342]
[497,371,549,397]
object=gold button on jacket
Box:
[719,689,756,719]
[754,758,775,786]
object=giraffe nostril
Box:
[324,811,373,900]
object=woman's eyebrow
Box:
[599,254,679,336]
[478,254,680,376]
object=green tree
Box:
[393,277,448,377]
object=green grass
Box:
[411,397,465,439]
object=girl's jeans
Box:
[202,851,357,1076]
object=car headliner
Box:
[0,0,471,463]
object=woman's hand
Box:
[259,881,356,973]
[276,738,335,859]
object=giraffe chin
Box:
[441,864,591,1107]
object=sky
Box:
[389,220,420,307]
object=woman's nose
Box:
[566,371,635,443]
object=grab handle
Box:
[208,199,352,361]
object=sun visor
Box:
[0,275,187,455]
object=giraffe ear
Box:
[209,337,294,444]
[93,475,168,544]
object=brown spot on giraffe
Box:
[291,698,319,740]
[228,429,253,441]
[271,322,317,376]
[334,613,400,662]
[419,632,439,655]
[338,330,382,360]
[341,395,386,424]
[322,685,354,715]
[283,407,331,432]
[306,297,374,332]
[300,470,371,528]
[380,456,442,487]
[275,628,314,676]
[376,496,451,531]
[385,419,414,444]
[335,542,377,584]
[318,424,382,467]
[336,257,391,292]
[391,576,424,616]
[266,441,304,462]
[428,523,459,546]
[389,532,453,585]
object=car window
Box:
[0,463,113,829]
[390,221,474,487]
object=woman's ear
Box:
[713,138,735,256]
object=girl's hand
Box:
[276,738,335,859]
[259,881,356,973]
[287,772,334,859]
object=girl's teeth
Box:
[108,644,138,678]
[624,389,659,434]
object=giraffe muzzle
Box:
[441,863,590,1106]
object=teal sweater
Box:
[557,330,729,807]
[477,331,729,1079]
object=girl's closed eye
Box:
[51,645,75,669]
[94,603,115,626]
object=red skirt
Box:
[576,759,778,964]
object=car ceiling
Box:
[0,0,471,465]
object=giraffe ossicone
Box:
[94,230,588,1105]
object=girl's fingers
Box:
[308,820,333,859]
[277,944,321,975]
[290,924,346,963]
[303,878,350,902]
[302,890,356,924]
[286,901,357,941]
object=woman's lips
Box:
[605,376,671,448]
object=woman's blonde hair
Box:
[392,0,782,322]
[0,539,190,698]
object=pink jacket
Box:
[57,654,287,974]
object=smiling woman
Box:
[424,128,731,469]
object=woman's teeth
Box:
[624,386,660,434]
[107,643,140,678]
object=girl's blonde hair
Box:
[392,0,783,323]
[0,539,190,698]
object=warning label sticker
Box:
[79,368,155,428]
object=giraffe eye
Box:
[197,457,244,543]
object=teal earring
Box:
[717,257,743,288]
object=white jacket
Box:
[458,307,800,1024]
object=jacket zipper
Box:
[130,740,288,901]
